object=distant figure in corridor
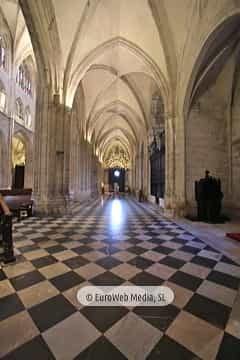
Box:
[114,182,119,194]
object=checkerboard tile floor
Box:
[1,195,240,359]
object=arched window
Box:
[25,106,32,128]
[16,63,32,96]
[0,35,7,70]
[0,81,6,112]
[15,98,24,122]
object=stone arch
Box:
[87,100,145,140]
[12,130,33,189]
[82,65,157,129]
[94,113,137,147]
[184,14,240,116]
[101,136,133,162]
[99,127,135,157]
[19,0,62,93]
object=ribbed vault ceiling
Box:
[53,0,167,164]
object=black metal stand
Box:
[2,214,16,263]
[195,174,223,223]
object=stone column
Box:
[131,155,136,194]
[164,111,187,217]
[90,151,97,197]
[6,118,13,188]
[84,142,88,192]
[125,169,128,191]
[33,88,70,215]
[104,169,108,188]
[175,112,187,216]
[80,139,84,194]
[143,140,149,198]
[164,112,176,217]
[24,144,33,189]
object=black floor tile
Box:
[134,304,180,332]
[63,255,90,269]
[207,270,240,290]
[185,293,231,329]
[0,293,24,321]
[143,238,164,245]
[203,245,219,253]
[172,238,188,245]
[96,256,122,270]
[2,335,55,360]
[90,271,125,286]
[159,256,185,269]
[18,244,40,253]
[81,238,96,244]
[130,271,164,286]
[128,256,154,270]
[221,256,238,266]
[75,336,126,359]
[191,256,217,268]
[29,294,76,332]
[216,333,240,360]
[147,335,196,360]
[155,243,176,254]
[127,246,147,255]
[180,245,200,255]
[50,271,85,291]
[31,255,58,269]
[169,271,202,291]
[47,245,66,254]
[127,238,143,245]
[0,269,7,281]
[80,306,129,332]
[10,270,45,291]
[74,245,93,255]
[99,246,120,255]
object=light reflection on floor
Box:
[108,196,127,235]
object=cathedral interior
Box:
[0,0,240,359]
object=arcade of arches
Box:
[1,1,240,359]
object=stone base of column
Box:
[164,195,187,218]
[69,191,92,202]
[164,208,176,218]
[33,195,70,216]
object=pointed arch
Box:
[19,0,62,94]
[183,13,240,116]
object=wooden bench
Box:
[0,189,33,221]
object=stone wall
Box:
[186,61,232,216]
[231,70,240,213]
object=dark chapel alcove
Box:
[150,131,165,202]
